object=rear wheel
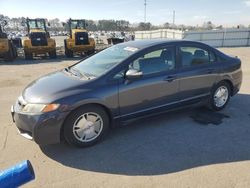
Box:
[208,81,231,111]
[63,105,110,147]
[49,50,57,59]
[64,40,73,58]
[5,41,14,61]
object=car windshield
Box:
[72,45,138,78]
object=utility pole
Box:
[173,10,175,26]
[144,0,147,23]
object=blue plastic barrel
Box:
[0,160,35,188]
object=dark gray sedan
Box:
[11,40,242,147]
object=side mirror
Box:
[125,69,143,79]
[47,22,51,27]
[62,22,66,27]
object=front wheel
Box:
[208,81,231,111]
[86,49,95,56]
[24,50,33,60]
[63,105,110,147]
[64,39,73,58]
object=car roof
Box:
[119,39,210,50]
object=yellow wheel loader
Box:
[22,18,56,60]
[64,19,95,58]
[0,21,17,61]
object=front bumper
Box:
[11,104,68,145]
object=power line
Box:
[173,10,175,26]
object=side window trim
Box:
[181,44,217,63]
[208,50,217,63]
[178,44,212,68]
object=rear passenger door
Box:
[178,45,218,101]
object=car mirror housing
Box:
[125,69,143,79]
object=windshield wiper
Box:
[64,67,78,77]
[82,72,96,79]
[70,67,90,80]
[64,67,94,80]
[64,67,70,73]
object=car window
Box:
[129,47,176,75]
[144,49,162,58]
[180,46,212,67]
[73,45,138,78]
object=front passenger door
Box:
[118,46,180,119]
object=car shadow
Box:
[40,93,250,176]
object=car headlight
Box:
[22,103,60,113]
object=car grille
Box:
[30,32,48,46]
[75,32,89,45]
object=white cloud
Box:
[193,15,208,20]
[223,10,241,15]
[244,0,250,7]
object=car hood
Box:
[22,70,90,103]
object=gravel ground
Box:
[0,47,250,188]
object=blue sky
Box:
[0,0,250,26]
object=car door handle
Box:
[164,75,177,82]
[206,68,216,74]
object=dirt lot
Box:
[0,47,250,188]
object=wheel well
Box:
[60,103,112,141]
[221,79,234,96]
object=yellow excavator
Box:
[0,20,17,61]
[22,18,56,60]
[64,19,95,57]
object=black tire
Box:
[63,105,110,147]
[49,50,57,59]
[5,41,14,61]
[86,49,95,56]
[208,81,231,111]
[24,50,33,60]
[64,39,73,58]
[13,46,18,58]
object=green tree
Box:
[98,20,117,31]
[138,22,152,30]
[86,20,98,31]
